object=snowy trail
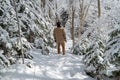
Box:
[1,40,95,80]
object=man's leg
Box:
[57,42,61,54]
[61,42,65,55]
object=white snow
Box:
[1,40,95,80]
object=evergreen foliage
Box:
[0,0,53,68]
[104,27,120,77]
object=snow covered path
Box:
[1,40,95,80]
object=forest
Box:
[0,0,120,80]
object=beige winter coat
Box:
[53,27,66,43]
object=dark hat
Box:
[56,22,61,27]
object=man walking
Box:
[53,22,66,55]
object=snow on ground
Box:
[1,40,95,80]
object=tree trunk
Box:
[55,1,59,23]
[78,0,92,40]
[48,7,51,19]
[78,0,84,40]
[98,0,101,17]
[71,6,75,48]
[13,0,24,64]
[41,0,46,8]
